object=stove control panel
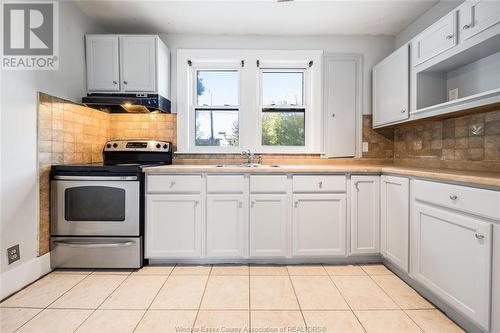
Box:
[104,140,171,152]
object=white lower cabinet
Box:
[145,194,202,258]
[206,194,247,258]
[380,175,409,272]
[292,194,346,257]
[350,175,380,254]
[249,194,288,258]
[411,201,492,330]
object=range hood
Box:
[82,93,171,113]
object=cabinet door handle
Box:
[251,201,255,208]
[318,181,323,189]
[449,194,458,200]
[194,200,199,206]
[239,201,243,208]
[463,24,471,30]
[331,113,336,118]
[401,109,406,113]
[446,34,454,40]
[294,201,299,208]
[475,233,485,240]
[112,80,117,84]
[354,182,359,191]
[123,81,128,84]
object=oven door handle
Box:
[53,176,138,181]
[53,240,135,248]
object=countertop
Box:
[143,164,500,188]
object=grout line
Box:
[192,265,213,329]
[285,265,307,329]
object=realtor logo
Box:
[2,1,59,70]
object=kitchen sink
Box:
[214,164,281,168]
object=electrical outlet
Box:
[362,142,369,152]
[449,88,458,101]
[7,245,20,264]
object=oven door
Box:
[51,176,140,236]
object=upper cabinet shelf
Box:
[85,34,170,97]
[373,0,500,128]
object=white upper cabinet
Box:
[460,0,500,41]
[412,11,458,66]
[350,176,380,255]
[372,44,409,127]
[86,35,120,92]
[120,36,156,92]
[86,34,170,96]
[380,175,409,272]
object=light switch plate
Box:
[362,142,369,152]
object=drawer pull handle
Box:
[463,24,471,30]
[294,201,299,208]
[112,80,117,84]
[251,201,255,208]
[449,194,458,200]
[123,81,128,84]
[446,34,454,40]
[401,109,406,113]
[319,181,323,189]
[354,181,359,191]
[239,201,243,208]
[170,181,176,188]
[475,233,485,240]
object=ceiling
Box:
[73,0,438,36]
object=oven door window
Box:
[65,186,126,221]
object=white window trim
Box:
[176,49,323,154]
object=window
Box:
[194,69,239,147]
[260,70,305,146]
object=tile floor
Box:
[0,264,465,333]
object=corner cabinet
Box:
[380,175,409,272]
[85,34,170,96]
[372,44,409,127]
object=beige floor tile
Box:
[360,264,394,275]
[100,275,166,309]
[76,309,145,333]
[150,275,208,310]
[50,274,126,309]
[291,276,349,310]
[250,276,299,310]
[406,309,465,333]
[171,265,212,275]
[323,265,366,276]
[250,265,289,276]
[287,265,327,275]
[17,309,92,333]
[201,275,249,310]
[332,276,398,310]
[132,265,175,275]
[194,310,249,331]
[92,269,133,275]
[0,274,85,308]
[355,310,422,333]
[0,308,42,333]
[133,310,197,333]
[251,311,305,330]
[372,275,434,309]
[211,265,249,275]
[303,310,365,333]
[52,269,93,275]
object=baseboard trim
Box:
[0,253,51,301]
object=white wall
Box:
[0,2,105,294]
[159,34,395,115]
[395,0,464,48]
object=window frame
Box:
[189,63,242,152]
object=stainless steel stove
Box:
[50,140,172,269]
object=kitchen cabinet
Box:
[85,34,170,96]
[292,194,346,257]
[412,11,458,66]
[460,0,500,41]
[372,44,409,127]
[145,194,202,258]
[206,194,247,258]
[249,194,288,258]
[350,176,379,255]
[411,201,492,330]
[380,175,409,272]
[85,35,120,91]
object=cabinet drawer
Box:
[147,175,202,194]
[293,175,346,193]
[413,179,500,220]
[250,175,288,193]
[207,175,247,193]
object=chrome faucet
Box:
[241,149,253,165]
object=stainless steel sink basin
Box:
[214,164,280,168]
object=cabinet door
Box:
[460,0,500,41]
[145,194,201,258]
[350,176,380,255]
[292,194,346,257]
[381,176,409,272]
[86,35,120,91]
[372,44,409,127]
[412,11,457,66]
[206,195,247,258]
[119,36,156,92]
[249,194,288,258]
[411,202,492,330]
